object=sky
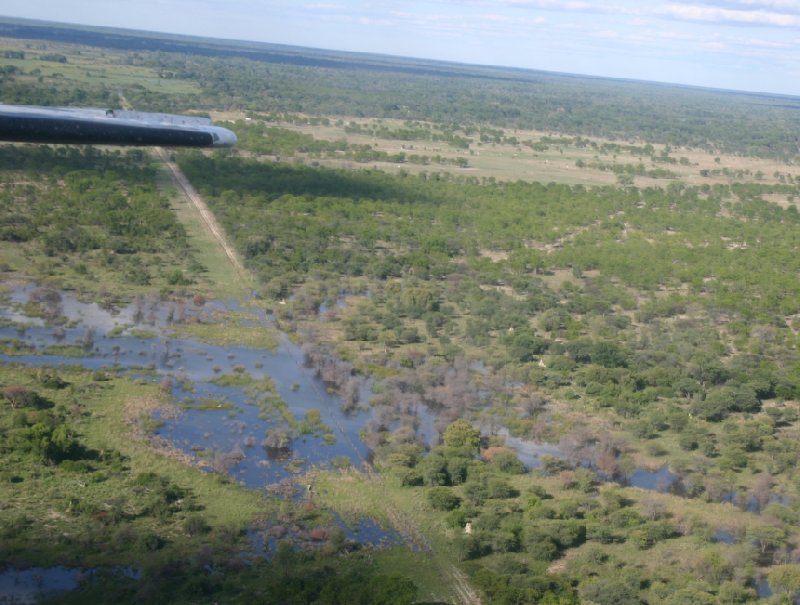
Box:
[2,0,800,96]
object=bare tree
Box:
[82,327,95,351]
[263,428,293,450]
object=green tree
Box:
[717,581,757,604]
[580,576,642,605]
[769,564,800,596]
[427,487,461,511]
[443,419,481,452]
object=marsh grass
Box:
[309,468,464,602]
[0,365,269,569]
[169,321,278,349]
[210,371,255,388]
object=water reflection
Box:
[494,428,564,470]
[0,283,373,489]
[712,530,737,544]
[626,465,681,493]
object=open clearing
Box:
[215,111,800,191]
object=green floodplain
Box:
[3,17,800,604]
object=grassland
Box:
[221,113,800,191]
[309,468,472,603]
[158,165,252,300]
[0,365,267,568]
[0,35,200,95]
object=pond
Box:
[0,566,81,603]
[755,577,800,603]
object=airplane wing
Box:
[0,104,236,147]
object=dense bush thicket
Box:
[0,146,202,292]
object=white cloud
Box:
[428,0,619,13]
[705,0,800,11]
[505,0,601,9]
[660,3,800,25]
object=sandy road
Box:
[117,95,246,280]
[155,147,248,282]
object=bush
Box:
[418,454,450,486]
[184,514,209,536]
[139,532,165,551]
[487,477,518,499]
[524,534,558,561]
[580,576,641,605]
[427,487,461,511]
[490,451,526,474]
[399,469,423,486]
[445,508,468,528]
[442,419,481,451]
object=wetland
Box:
[5,19,800,605]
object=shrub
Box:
[427,487,461,511]
[490,451,526,474]
[183,514,209,536]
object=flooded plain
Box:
[0,283,373,488]
[0,282,407,599]
[2,281,794,604]
[5,282,788,512]
[4,282,794,516]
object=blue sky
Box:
[3,1,800,96]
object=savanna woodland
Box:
[3,16,800,605]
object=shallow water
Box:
[0,566,138,603]
[493,428,564,470]
[0,566,80,602]
[626,465,681,493]
[0,284,374,486]
[491,424,791,519]
[712,530,737,544]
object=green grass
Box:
[168,321,277,349]
[0,365,268,568]
[179,397,238,411]
[128,328,157,339]
[310,469,464,603]
[210,372,255,388]
[158,164,255,300]
[39,344,90,357]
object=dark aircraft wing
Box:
[0,104,236,147]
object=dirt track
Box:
[156,147,247,282]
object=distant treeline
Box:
[2,18,800,158]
